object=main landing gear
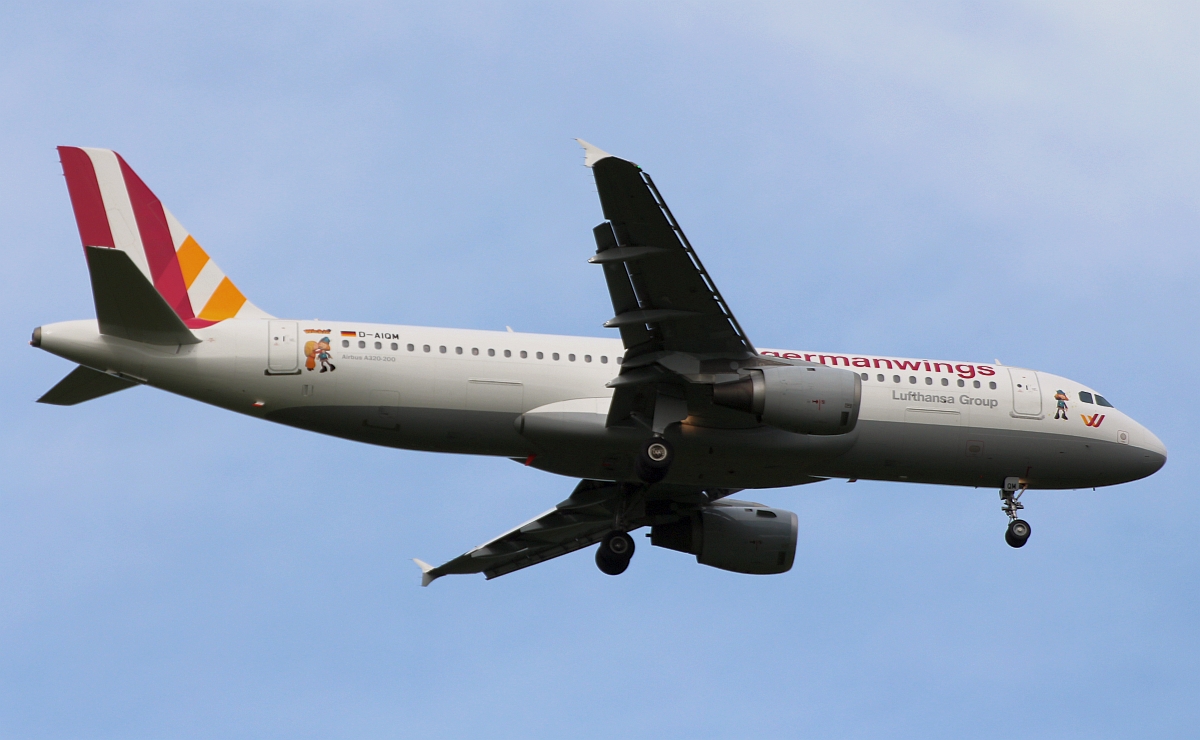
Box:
[1000,477,1032,548]
[634,437,674,484]
[595,531,636,575]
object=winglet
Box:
[413,558,439,587]
[575,139,612,168]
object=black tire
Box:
[635,438,674,484]
[595,548,630,575]
[1006,519,1031,548]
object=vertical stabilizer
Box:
[57,147,272,327]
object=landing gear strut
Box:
[634,437,674,484]
[595,531,636,575]
[1000,477,1031,548]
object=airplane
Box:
[32,141,1167,585]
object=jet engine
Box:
[650,501,798,574]
[711,365,861,435]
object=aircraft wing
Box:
[580,140,755,361]
[414,479,723,585]
[578,141,790,430]
[414,480,628,585]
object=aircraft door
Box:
[267,320,300,374]
[1008,368,1043,417]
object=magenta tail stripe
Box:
[58,146,115,249]
[116,154,195,319]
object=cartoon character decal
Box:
[304,336,337,373]
[304,341,316,370]
[1053,389,1069,420]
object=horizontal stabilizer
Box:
[86,246,200,345]
[37,365,139,405]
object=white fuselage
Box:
[37,317,1167,491]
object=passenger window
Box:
[957,379,965,387]
[553,353,560,360]
[390,342,398,351]
[488,349,495,357]
[601,356,608,364]
[892,375,900,383]
[439,346,446,353]
[407,343,414,351]
[925,377,933,385]
[941,378,949,386]
[973,380,980,388]
[1096,394,1114,408]
[472,348,479,356]
[374,341,381,350]
[455,347,463,355]
[909,376,917,384]
[1078,391,1094,404]
[860,373,868,380]
[877,374,884,382]
[585,355,592,363]
[989,381,997,390]
[504,350,512,358]
[537,351,544,359]
[423,345,430,353]
[569,354,576,362]
[342,340,350,348]
[616,357,624,365]
[358,340,366,349]
[520,351,528,359]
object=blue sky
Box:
[2,3,1198,738]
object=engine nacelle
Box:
[650,501,799,575]
[712,365,861,435]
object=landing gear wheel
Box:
[595,549,629,575]
[1000,482,1031,549]
[1005,519,1031,548]
[595,531,636,575]
[635,438,674,484]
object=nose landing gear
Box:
[595,530,636,575]
[1000,477,1031,548]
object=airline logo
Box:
[760,350,995,380]
[57,147,270,328]
[1082,413,1106,428]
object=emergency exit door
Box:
[267,321,299,374]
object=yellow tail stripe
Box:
[176,236,210,289]
[198,277,247,320]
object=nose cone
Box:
[1137,425,1168,477]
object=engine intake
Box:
[650,501,798,575]
[712,365,861,435]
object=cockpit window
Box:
[1078,391,1094,404]
[1095,394,1114,408]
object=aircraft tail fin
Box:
[37,365,140,406]
[57,146,272,328]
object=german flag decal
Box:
[341,330,357,337]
